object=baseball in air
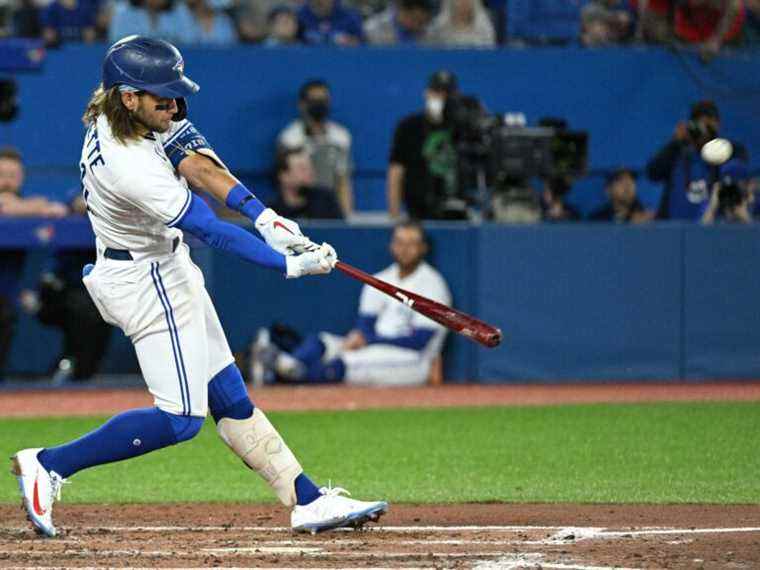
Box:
[701,138,733,165]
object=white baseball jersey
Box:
[358,261,451,359]
[320,261,451,387]
[80,114,191,256]
[80,115,233,417]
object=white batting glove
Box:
[255,208,315,256]
[285,242,339,279]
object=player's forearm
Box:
[178,154,267,222]
[337,176,353,216]
[176,193,286,273]
[387,163,404,218]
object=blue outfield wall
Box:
[3,46,759,213]
[4,220,760,382]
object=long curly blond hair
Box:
[82,84,143,144]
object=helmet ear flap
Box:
[173,97,187,121]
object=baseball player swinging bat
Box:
[336,261,502,348]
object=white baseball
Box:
[700,138,733,165]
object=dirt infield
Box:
[2,503,760,568]
[3,383,759,568]
[2,381,760,417]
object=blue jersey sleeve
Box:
[176,193,286,273]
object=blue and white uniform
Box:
[321,261,451,386]
[80,114,233,416]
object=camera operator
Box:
[701,160,752,224]
[387,70,459,220]
[647,100,748,221]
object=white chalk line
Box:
[475,556,642,570]
[2,523,755,538]
[58,524,563,532]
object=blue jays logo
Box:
[173,59,185,76]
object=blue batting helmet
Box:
[102,36,199,99]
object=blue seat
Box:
[507,0,588,44]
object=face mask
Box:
[306,101,329,122]
[426,96,444,121]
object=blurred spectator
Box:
[236,0,296,43]
[11,0,43,38]
[277,79,354,216]
[589,168,655,223]
[580,0,634,46]
[186,0,237,45]
[674,0,745,58]
[425,0,496,46]
[647,100,748,221]
[629,0,672,43]
[297,0,364,45]
[701,159,753,223]
[108,0,195,45]
[40,0,100,46]
[268,147,343,219]
[746,0,760,42]
[541,176,581,222]
[0,147,67,381]
[251,221,451,387]
[20,194,112,384]
[364,0,434,44]
[387,69,459,220]
[263,5,299,45]
[344,0,388,18]
[0,148,67,218]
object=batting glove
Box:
[255,208,316,256]
[285,243,339,279]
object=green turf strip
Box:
[1,402,758,504]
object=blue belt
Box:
[104,237,180,261]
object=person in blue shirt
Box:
[109,0,195,45]
[647,100,748,221]
[297,0,364,45]
[186,0,238,45]
[41,0,100,46]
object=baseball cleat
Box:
[11,448,67,537]
[291,485,388,534]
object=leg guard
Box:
[216,407,303,506]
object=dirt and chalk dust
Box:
[2,382,759,568]
[1,503,759,568]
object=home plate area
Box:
[0,504,759,568]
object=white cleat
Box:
[291,485,388,534]
[10,448,67,537]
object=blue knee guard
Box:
[208,363,254,423]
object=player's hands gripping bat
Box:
[336,261,501,348]
[285,243,338,278]
[255,209,320,256]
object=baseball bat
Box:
[335,261,502,348]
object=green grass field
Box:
[2,402,758,505]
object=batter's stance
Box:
[11,36,387,537]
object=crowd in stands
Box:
[1,0,759,51]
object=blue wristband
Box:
[225,183,266,221]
